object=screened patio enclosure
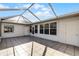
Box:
[0,3,79,24]
[0,3,79,56]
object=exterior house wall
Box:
[1,23,30,38]
[0,16,79,47]
[30,17,79,47]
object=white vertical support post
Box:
[49,23,50,35]
[38,24,40,34]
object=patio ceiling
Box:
[0,3,79,24]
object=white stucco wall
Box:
[1,23,30,38]
[30,17,79,47]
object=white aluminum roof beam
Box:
[0,8,29,11]
[48,3,58,18]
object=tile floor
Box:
[0,36,79,56]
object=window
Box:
[40,25,43,34]
[35,25,38,33]
[4,25,14,33]
[44,24,49,34]
[50,22,57,35]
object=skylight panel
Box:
[51,3,79,16]
[29,3,56,21]
[17,16,31,24]
[0,10,24,17]
[23,11,40,23]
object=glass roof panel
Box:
[0,3,32,17]
[0,11,24,17]
[29,3,56,21]
[2,16,19,22]
[17,16,31,24]
[23,11,40,23]
[0,3,32,9]
[2,16,31,24]
[51,3,79,16]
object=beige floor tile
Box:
[65,45,75,56]
[74,47,79,56]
